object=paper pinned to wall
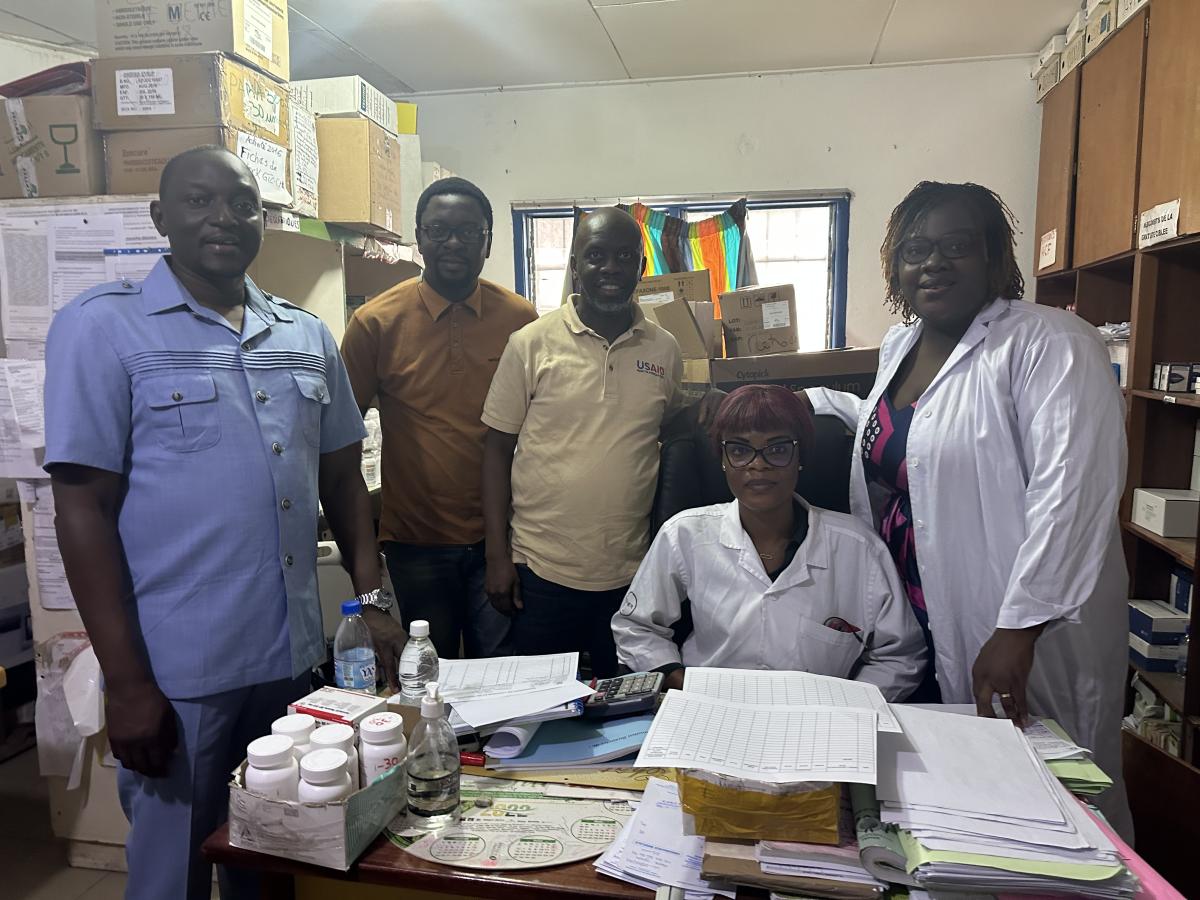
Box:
[0,218,51,343]
[0,362,44,478]
[48,214,125,312]
[19,478,74,610]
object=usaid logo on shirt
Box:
[636,360,666,378]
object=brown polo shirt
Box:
[341,276,537,546]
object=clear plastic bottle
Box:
[334,599,377,695]
[398,619,439,701]
[298,748,353,803]
[406,681,460,830]
[309,722,361,791]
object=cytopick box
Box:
[1128,599,1188,645]
[1132,488,1200,539]
[708,347,880,398]
[95,0,290,82]
[1129,633,1184,673]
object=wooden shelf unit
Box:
[1034,3,1200,889]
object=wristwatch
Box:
[356,587,395,613]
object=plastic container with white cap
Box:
[245,734,299,801]
[406,681,460,830]
[398,619,439,701]
[271,713,316,763]
[359,711,408,787]
[309,722,361,791]
[298,748,353,803]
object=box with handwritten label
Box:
[95,0,290,82]
[718,284,799,358]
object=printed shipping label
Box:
[243,0,275,61]
[639,291,675,306]
[1038,229,1057,270]
[761,299,791,330]
[242,81,281,136]
[116,68,175,117]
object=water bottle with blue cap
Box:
[333,599,377,694]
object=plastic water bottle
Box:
[398,619,439,701]
[406,681,460,830]
[333,600,376,695]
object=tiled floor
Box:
[0,747,217,900]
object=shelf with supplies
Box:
[1130,662,1187,714]
[1130,389,1200,410]
[1120,520,1195,570]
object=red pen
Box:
[460,751,485,767]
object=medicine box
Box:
[1172,566,1194,615]
[1129,633,1184,673]
[1132,488,1200,538]
[289,686,385,727]
[1129,599,1188,645]
[228,756,405,870]
[1117,0,1149,27]
[291,76,398,135]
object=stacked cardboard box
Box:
[93,0,298,207]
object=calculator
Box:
[583,672,665,719]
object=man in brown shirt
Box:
[341,177,537,658]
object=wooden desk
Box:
[205,823,745,899]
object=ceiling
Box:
[1,0,1081,94]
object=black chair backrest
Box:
[652,402,854,538]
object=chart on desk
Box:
[635,690,878,784]
[683,667,900,733]
[436,652,579,702]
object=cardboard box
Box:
[395,101,418,135]
[1171,566,1193,614]
[0,96,105,199]
[228,756,405,870]
[292,76,398,135]
[1085,1,1116,56]
[1061,32,1085,78]
[682,358,712,386]
[422,160,453,188]
[1036,58,1061,101]
[1129,633,1184,673]
[315,118,403,238]
[95,0,289,82]
[1117,0,1148,27]
[289,686,385,727]
[288,103,318,218]
[396,134,422,245]
[1132,488,1200,538]
[105,127,292,206]
[709,347,879,398]
[93,53,291,149]
[718,284,800,357]
[642,297,709,360]
[634,269,714,305]
[1129,599,1188,645]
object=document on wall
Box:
[635,690,878,784]
[47,215,125,311]
[436,652,579,702]
[18,479,73,610]
[0,219,51,342]
[0,361,45,478]
[683,667,900,733]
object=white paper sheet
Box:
[103,247,168,283]
[47,214,125,312]
[20,479,74,610]
[683,667,900,733]
[635,690,878,784]
[0,363,44,478]
[436,652,579,702]
[484,721,543,759]
[0,219,51,342]
[452,680,594,730]
[1023,719,1090,760]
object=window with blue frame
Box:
[511,194,849,350]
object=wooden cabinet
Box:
[1138,0,1200,238]
[1033,69,1081,275]
[1073,9,1148,267]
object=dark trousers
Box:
[511,565,628,678]
[383,541,512,660]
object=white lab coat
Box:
[810,298,1130,831]
[610,496,927,701]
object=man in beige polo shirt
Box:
[342,177,537,659]
[481,207,684,677]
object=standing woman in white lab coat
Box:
[807,182,1130,833]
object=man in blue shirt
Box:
[43,146,407,900]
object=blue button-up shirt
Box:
[43,258,367,699]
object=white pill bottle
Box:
[310,722,361,790]
[298,748,353,803]
[359,711,408,789]
[271,713,316,763]
[245,735,298,801]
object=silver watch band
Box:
[356,587,394,612]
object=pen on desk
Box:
[460,751,485,767]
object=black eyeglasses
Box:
[722,439,799,469]
[898,232,978,265]
[420,224,490,245]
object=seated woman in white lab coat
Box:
[610,384,927,701]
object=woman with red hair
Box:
[610,384,926,700]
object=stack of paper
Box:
[876,705,1136,898]
[486,714,653,771]
[595,776,735,900]
[435,652,594,731]
[1033,718,1114,797]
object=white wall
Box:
[0,34,91,85]
[415,57,1041,347]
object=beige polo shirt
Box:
[482,296,683,591]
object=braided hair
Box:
[880,181,1025,320]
